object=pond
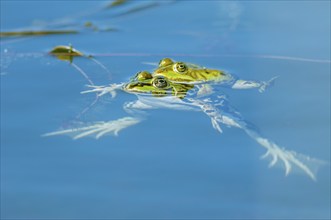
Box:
[1,1,330,219]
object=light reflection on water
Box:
[1,1,330,219]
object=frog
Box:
[153,58,277,93]
[44,58,326,180]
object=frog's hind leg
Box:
[190,97,243,133]
[193,98,327,180]
[243,128,327,181]
[43,117,141,139]
[221,113,326,180]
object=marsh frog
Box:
[44,58,325,180]
[153,58,276,92]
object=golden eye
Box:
[136,71,152,81]
[173,62,187,73]
[158,58,174,67]
[153,77,169,88]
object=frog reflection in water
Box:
[44,58,326,180]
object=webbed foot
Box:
[258,76,279,93]
[257,136,327,180]
[43,117,141,139]
[81,83,124,98]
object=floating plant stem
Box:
[89,57,113,79]
[49,45,114,118]
[0,30,78,38]
[70,62,100,119]
[106,0,128,8]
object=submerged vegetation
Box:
[49,45,84,62]
[0,30,78,37]
[106,0,127,8]
[0,22,117,39]
[0,0,173,39]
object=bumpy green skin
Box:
[124,71,193,99]
[124,58,231,98]
[153,58,229,83]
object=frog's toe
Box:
[81,83,123,98]
[43,117,141,139]
[258,76,279,93]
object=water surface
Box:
[1,1,330,219]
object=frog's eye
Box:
[153,77,169,89]
[136,71,152,81]
[158,58,174,67]
[173,62,187,73]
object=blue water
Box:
[1,1,330,219]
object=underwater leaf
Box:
[0,30,78,38]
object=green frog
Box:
[44,58,325,180]
[154,58,227,83]
[153,58,276,93]
[86,58,276,99]
[125,71,194,99]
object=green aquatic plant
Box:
[106,0,128,8]
[105,1,177,18]
[49,45,84,62]
[83,21,118,32]
[0,1,173,41]
[0,30,78,38]
[48,45,112,118]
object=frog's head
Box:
[124,71,193,99]
[154,58,228,83]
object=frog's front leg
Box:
[44,82,143,139]
[81,83,125,97]
[231,76,278,93]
